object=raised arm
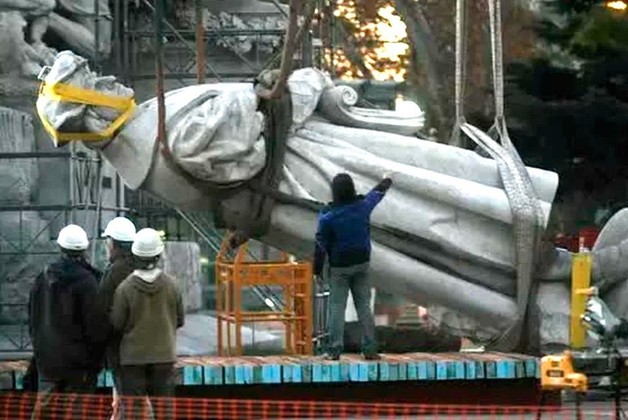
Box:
[362,176,393,213]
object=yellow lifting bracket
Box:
[36,74,136,144]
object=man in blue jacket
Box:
[314,173,393,360]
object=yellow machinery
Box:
[215,235,314,356]
[540,251,592,394]
[540,351,588,393]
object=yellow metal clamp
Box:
[36,81,136,144]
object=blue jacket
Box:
[314,181,391,274]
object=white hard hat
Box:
[132,228,164,258]
[102,217,136,242]
[57,224,89,251]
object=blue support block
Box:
[104,370,115,387]
[389,363,399,381]
[282,364,293,383]
[452,361,465,379]
[253,365,263,384]
[330,363,341,382]
[301,362,312,383]
[340,363,350,382]
[436,361,448,380]
[485,361,497,379]
[97,372,107,388]
[234,365,253,385]
[14,372,24,391]
[349,363,360,382]
[379,362,390,381]
[496,360,516,379]
[224,365,236,385]
[397,362,407,381]
[464,360,476,379]
[261,363,281,384]
[312,363,323,382]
[292,363,303,383]
[475,361,485,379]
[203,366,224,385]
[417,361,435,380]
[406,362,418,381]
[367,362,378,381]
[321,364,331,382]
[514,361,525,378]
[525,359,538,378]
[349,363,368,382]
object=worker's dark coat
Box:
[98,252,135,369]
[29,256,105,379]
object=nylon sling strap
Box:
[449,0,545,352]
[485,0,545,352]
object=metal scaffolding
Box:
[0,141,128,354]
[0,1,128,354]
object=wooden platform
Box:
[0,352,539,390]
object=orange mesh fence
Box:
[0,392,615,419]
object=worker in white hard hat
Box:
[98,217,136,420]
[111,228,184,418]
[29,224,106,419]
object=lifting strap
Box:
[450,0,545,351]
[36,81,136,144]
[485,0,545,351]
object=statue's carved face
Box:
[0,12,28,75]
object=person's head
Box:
[56,224,89,259]
[102,217,136,261]
[132,228,164,270]
[331,173,357,205]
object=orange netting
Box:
[0,392,617,419]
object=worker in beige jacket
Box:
[111,228,184,419]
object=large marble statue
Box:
[33,50,585,352]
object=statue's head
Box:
[35,50,135,150]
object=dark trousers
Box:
[120,363,175,420]
[31,368,97,420]
[327,263,378,357]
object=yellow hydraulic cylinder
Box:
[571,252,592,348]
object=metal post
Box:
[68,142,76,223]
[122,0,130,85]
[301,27,313,68]
[570,252,592,348]
[195,0,206,84]
[114,0,121,78]
[155,0,168,157]
[94,0,100,69]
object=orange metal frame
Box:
[215,236,314,356]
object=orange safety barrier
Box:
[215,237,314,356]
[0,393,621,419]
